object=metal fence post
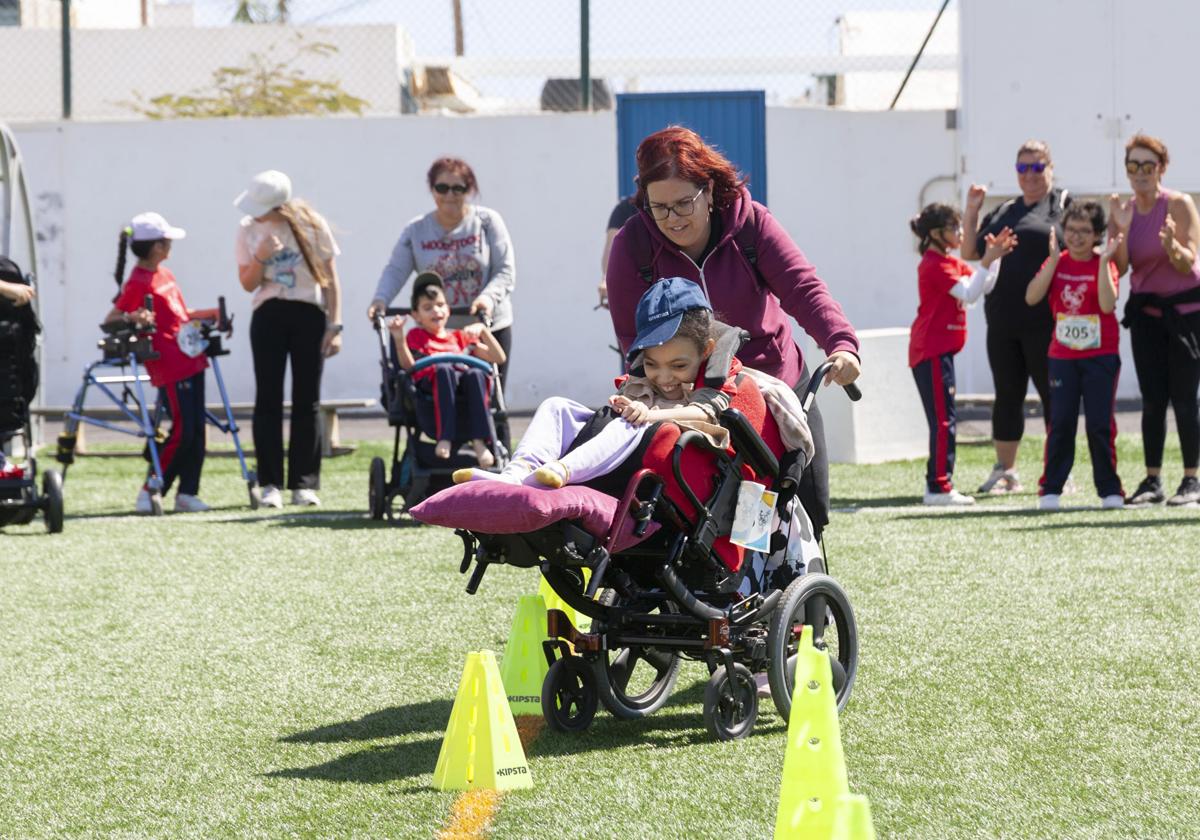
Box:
[579,0,590,111]
[61,0,72,119]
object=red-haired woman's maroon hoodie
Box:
[606,186,859,387]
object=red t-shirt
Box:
[1045,254,1120,359]
[406,327,481,382]
[908,250,971,367]
[114,266,208,387]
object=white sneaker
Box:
[1063,474,1078,496]
[174,493,211,513]
[1101,494,1126,509]
[260,485,283,509]
[1038,494,1061,511]
[923,489,975,506]
[292,488,321,506]
[135,488,153,514]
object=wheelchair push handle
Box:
[802,359,862,411]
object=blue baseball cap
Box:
[626,277,711,365]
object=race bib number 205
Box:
[1056,314,1101,351]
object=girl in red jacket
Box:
[909,203,1015,506]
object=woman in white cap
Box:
[234,170,343,508]
[367,157,516,388]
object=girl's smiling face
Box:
[641,335,715,400]
[1063,219,1099,260]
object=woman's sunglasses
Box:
[1015,162,1048,174]
[433,183,469,194]
[1125,160,1159,175]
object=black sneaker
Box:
[1128,476,1165,505]
[1167,476,1200,506]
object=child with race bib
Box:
[1025,200,1125,510]
[453,277,810,489]
[388,272,506,466]
[104,213,211,514]
[908,203,1016,506]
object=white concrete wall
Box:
[0,24,411,122]
[18,105,1120,445]
[16,112,622,412]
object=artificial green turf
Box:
[2,434,1198,839]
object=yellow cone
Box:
[537,572,591,631]
[433,649,533,791]
[499,595,551,716]
[831,794,877,840]
[773,625,850,839]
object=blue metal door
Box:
[616,91,767,205]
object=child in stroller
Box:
[367,273,509,518]
[0,255,64,533]
[412,279,860,740]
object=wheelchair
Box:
[446,361,861,741]
[0,266,63,534]
[367,307,509,519]
[55,296,259,514]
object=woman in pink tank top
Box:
[1109,133,1200,506]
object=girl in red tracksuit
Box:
[908,203,1015,506]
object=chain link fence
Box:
[0,0,956,122]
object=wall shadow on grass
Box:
[281,699,453,743]
[1010,516,1199,532]
[267,736,442,784]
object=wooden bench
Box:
[31,398,376,458]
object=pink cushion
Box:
[409,481,658,553]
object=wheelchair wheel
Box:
[43,470,64,534]
[767,574,858,722]
[368,456,387,520]
[591,589,681,720]
[703,662,758,741]
[542,656,598,733]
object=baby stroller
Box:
[0,257,63,533]
[56,297,259,515]
[368,307,509,519]
[415,360,861,740]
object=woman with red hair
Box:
[605,126,860,535]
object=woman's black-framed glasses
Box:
[1125,160,1159,175]
[434,183,469,194]
[646,187,706,221]
[1015,162,1048,174]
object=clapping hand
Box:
[385,314,407,333]
[1047,226,1060,260]
[461,322,487,342]
[1159,214,1178,256]
[1102,232,1124,260]
[982,226,1017,266]
[966,184,988,213]
[1108,194,1133,233]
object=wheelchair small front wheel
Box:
[542,656,597,734]
[767,574,858,722]
[703,662,758,741]
[368,456,387,520]
[43,470,64,534]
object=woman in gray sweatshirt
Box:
[368,157,516,386]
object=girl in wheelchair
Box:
[387,272,506,467]
[453,277,811,489]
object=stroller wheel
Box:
[592,589,681,719]
[767,574,858,722]
[368,456,387,520]
[43,470,65,534]
[703,662,758,741]
[542,656,598,734]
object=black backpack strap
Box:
[733,202,765,287]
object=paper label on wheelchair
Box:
[730,481,776,552]
[176,321,208,358]
[1055,313,1101,351]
